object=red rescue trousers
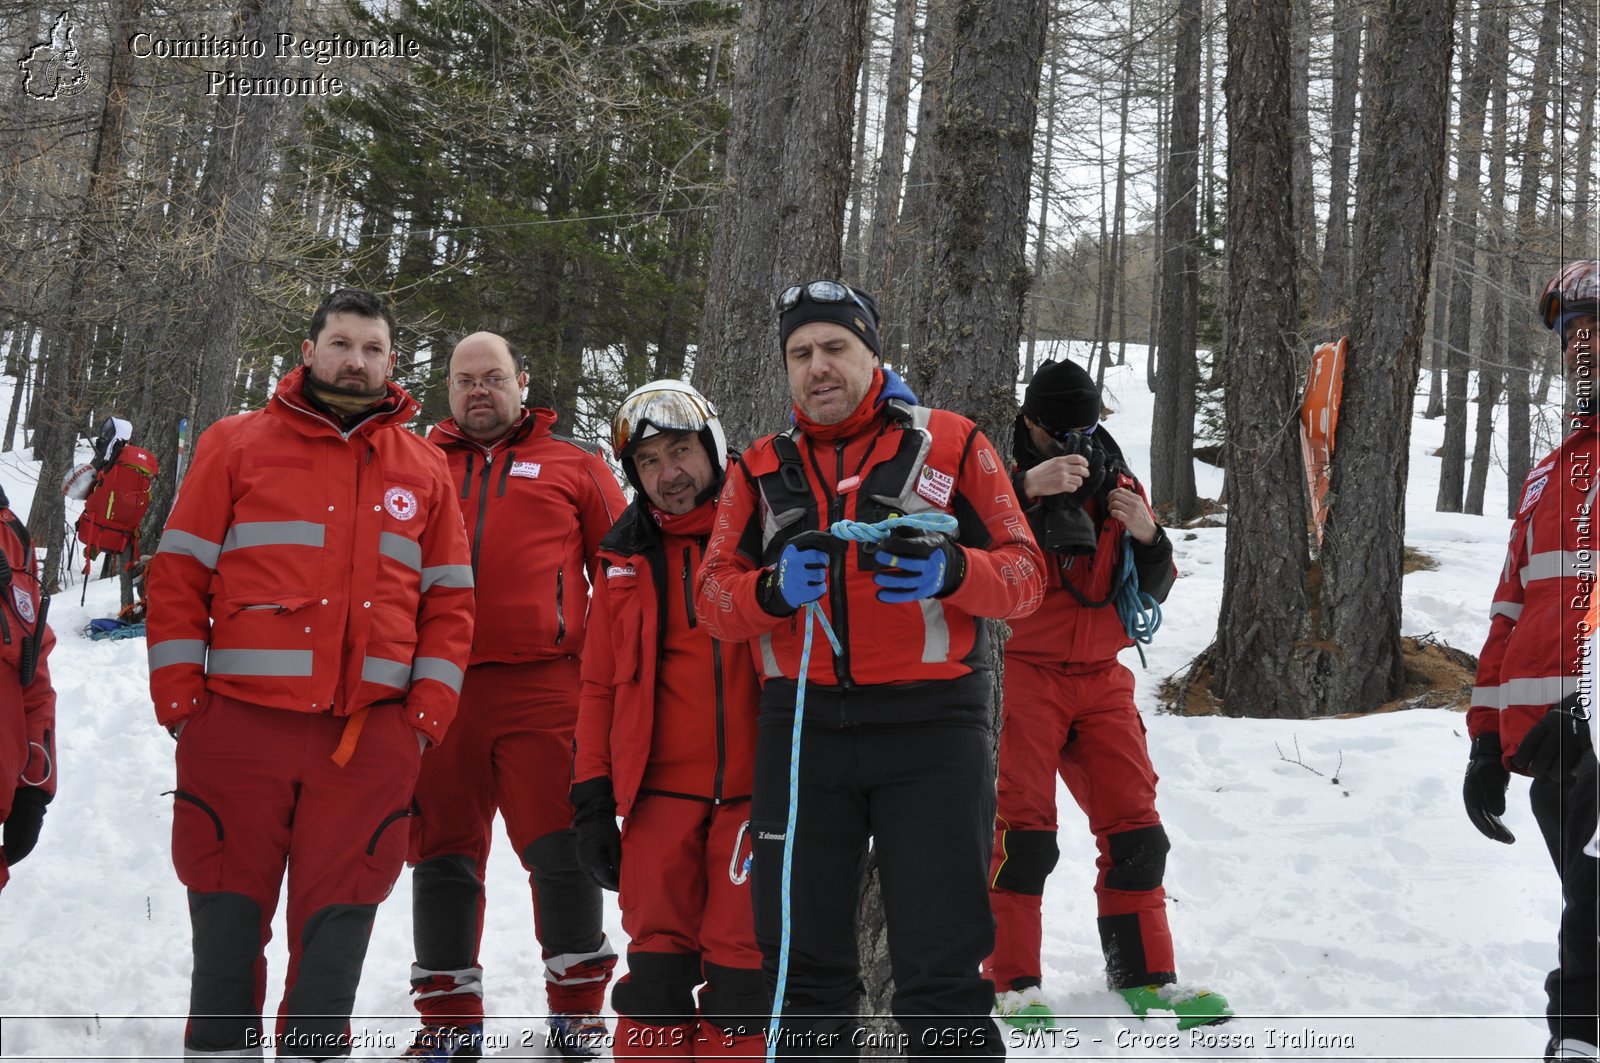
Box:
[612,795,765,1062]
[987,658,1175,992]
[407,658,614,1024]
[171,692,420,1056]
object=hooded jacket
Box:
[147,367,476,746]
[429,408,625,666]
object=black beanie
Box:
[779,284,882,358]
[1021,359,1101,432]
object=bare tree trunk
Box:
[1320,0,1455,713]
[32,0,141,592]
[890,0,951,360]
[1313,0,1361,335]
[845,21,875,278]
[1152,0,1201,520]
[693,0,869,444]
[1212,0,1315,718]
[1465,9,1510,518]
[1290,0,1318,297]
[1025,32,1059,383]
[1423,213,1449,418]
[1505,0,1560,512]
[1436,0,1498,513]
[863,0,918,334]
[3,325,33,454]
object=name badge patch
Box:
[510,461,542,479]
[915,465,955,508]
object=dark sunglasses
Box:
[778,280,872,318]
[1041,422,1097,441]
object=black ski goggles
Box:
[777,280,873,317]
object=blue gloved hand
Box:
[758,540,831,616]
[874,532,965,603]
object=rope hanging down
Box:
[765,511,958,1063]
[1111,534,1162,667]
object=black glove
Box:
[1462,734,1515,844]
[1512,695,1593,783]
[570,777,622,892]
[3,786,49,866]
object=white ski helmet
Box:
[611,379,729,495]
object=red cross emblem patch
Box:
[384,486,419,522]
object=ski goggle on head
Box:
[777,280,873,317]
[611,380,723,458]
[1538,260,1600,330]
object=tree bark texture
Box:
[863,0,918,318]
[1151,0,1202,520]
[1312,0,1361,335]
[1212,0,1316,718]
[1319,0,1455,713]
[693,0,869,446]
[1435,0,1497,513]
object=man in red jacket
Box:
[1462,261,1599,1063]
[984,359,1229,1032]
[571,379,766,1062]
[697,281,1044,1060]
[147,288,476,1060]
[395,332,625,1062]
[0,486,56,896]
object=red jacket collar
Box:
[271,366,418,437]
[430,407,557,454]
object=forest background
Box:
[0,0,1595,715]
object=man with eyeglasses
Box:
[393,332,626,1062]
[984,358,1230,1033]
[148,287,476,1060]
[697,280,1045,1059]
[1462,262,1599,1063]
[570,379,767,1061]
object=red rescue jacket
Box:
[1005,431,1176,668]
[575,496,760,817]
[430,409,624,666]
[1470,416,1596,769]
[0,497,55,801]
[697,387,1044,724]
[147,367,476,746]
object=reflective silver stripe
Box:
[362,656,411,689]
[380,532,422,573]
[1501,675,1582,706]
[207,648,313,677]
[759,633,783,678]
[1476,675,1582,709]
[149,639,207,670]
[411,656,464,693]
[221,521,325,553]
[1471,685,1505,711]
[422,564,474,591]
[1522,550,1590,584]
[919,598,951,664]
[1489,601,1524,622]
[157,530,222,569]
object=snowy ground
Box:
[0,347,1573,1061]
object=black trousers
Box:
[1531,755,1600,1048]
[751,717,1003,1060]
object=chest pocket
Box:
[604,568,644,684]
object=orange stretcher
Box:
[1299,337,1347,544]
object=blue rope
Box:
[766,511,958,1062]
[1112,533,1162,666]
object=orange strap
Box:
[330,706,370,767]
